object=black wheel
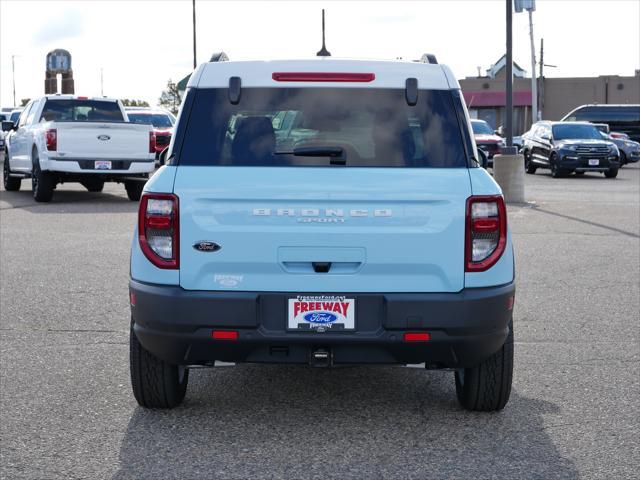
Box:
[81,179,105,192]
[455,319,513,412]
[31,149,54,202]
[125,180,144,201]
[524,150,537,174]
[478,149,488,169]
[604,168,618,178]
[550,154,563,178]
[130,323,188,409]
[3,156,21,191]
[619,151,627,167]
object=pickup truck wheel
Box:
[3,157,21,191]
[130,323,188,409]
[604,168,618,179]
[619,151,626,167]
[454,319,513,412]
[124,180,144,201]
[81,179,104,192]
[31,151,54,202]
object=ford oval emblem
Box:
[303,312,338,324]
[193,241,221,252]
[97,135,111,141]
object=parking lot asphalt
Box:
[1,162,638,480]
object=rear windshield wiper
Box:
[274,146,346,165]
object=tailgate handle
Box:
[312,262,331,273]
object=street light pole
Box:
[192,0,197,69]
[12,55,17,107]
[528,9,538,122]
[505,0,513,148]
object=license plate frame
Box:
[95,160,112,170]
[287,296,355,331]
[588,159,600,166]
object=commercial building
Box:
[459,55,640,135]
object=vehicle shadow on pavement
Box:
[112,365,579,480]
[0,189,138,213]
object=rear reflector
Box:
[403,332,431,342]
[129,292,136,306]
[272,72,375,82]
[212,330,239,340]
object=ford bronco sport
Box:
[129,55,515,411]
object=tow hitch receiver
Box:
[310,348,332,367]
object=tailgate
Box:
[55,122,150,159]
[174,167,471,293]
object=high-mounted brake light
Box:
[149,131,156,153]
[272,72,375,82]
[465,195,507,272]
[138,193,179,269]
[45,129,57,151]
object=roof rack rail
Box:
[419,53,438,65]
[209,52,229,62]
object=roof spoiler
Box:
[418,53,438,65]
[209,52,229,62]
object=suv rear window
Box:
[40,100,124,122]
[178,88,467,167]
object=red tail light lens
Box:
[45,129,57,151]
[138,193,179,269]
[404,332,431,342]
[211,330,239,340]
[272,72,375,82]
[149,131,156,153]
[465,195,507,272]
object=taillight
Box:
[45,129,57,151]
[149,131,156,153]
[138,193,179,269]
[465,195,507,272]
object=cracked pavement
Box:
[1,161,638,479]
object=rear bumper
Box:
[130,280,515,368]
[42,157,155,174]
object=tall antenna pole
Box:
[192,0,197,69]
[100,68,104,96]
[316,9,331,57]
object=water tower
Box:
[45,49,74,94]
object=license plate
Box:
[288,296,355,331]
[95,160,112,170]
[588,159,600,166]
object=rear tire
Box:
[619,151,626,167]
[31,150,54,202]
[604,168,618,178]
[3,156,21,191]
[455,319,513,412]
[81,179,105,192]
[125,180,144,201]
[130,323,188,409]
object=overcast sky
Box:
[1,0,639,108]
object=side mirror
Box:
[1,121,15,132]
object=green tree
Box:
[158,80,181,115]
[20,98,31,106]
[121,99,150,107]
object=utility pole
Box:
[539,38,544,119]
[528,9,537,122]
[100,68,104,96]
[505,0,513,148]
[12,55,17,107]
[192,0,197,69]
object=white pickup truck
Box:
[2,95,156,202]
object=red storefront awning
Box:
[463,91,532,107]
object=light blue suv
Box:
[129,56,515,411]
